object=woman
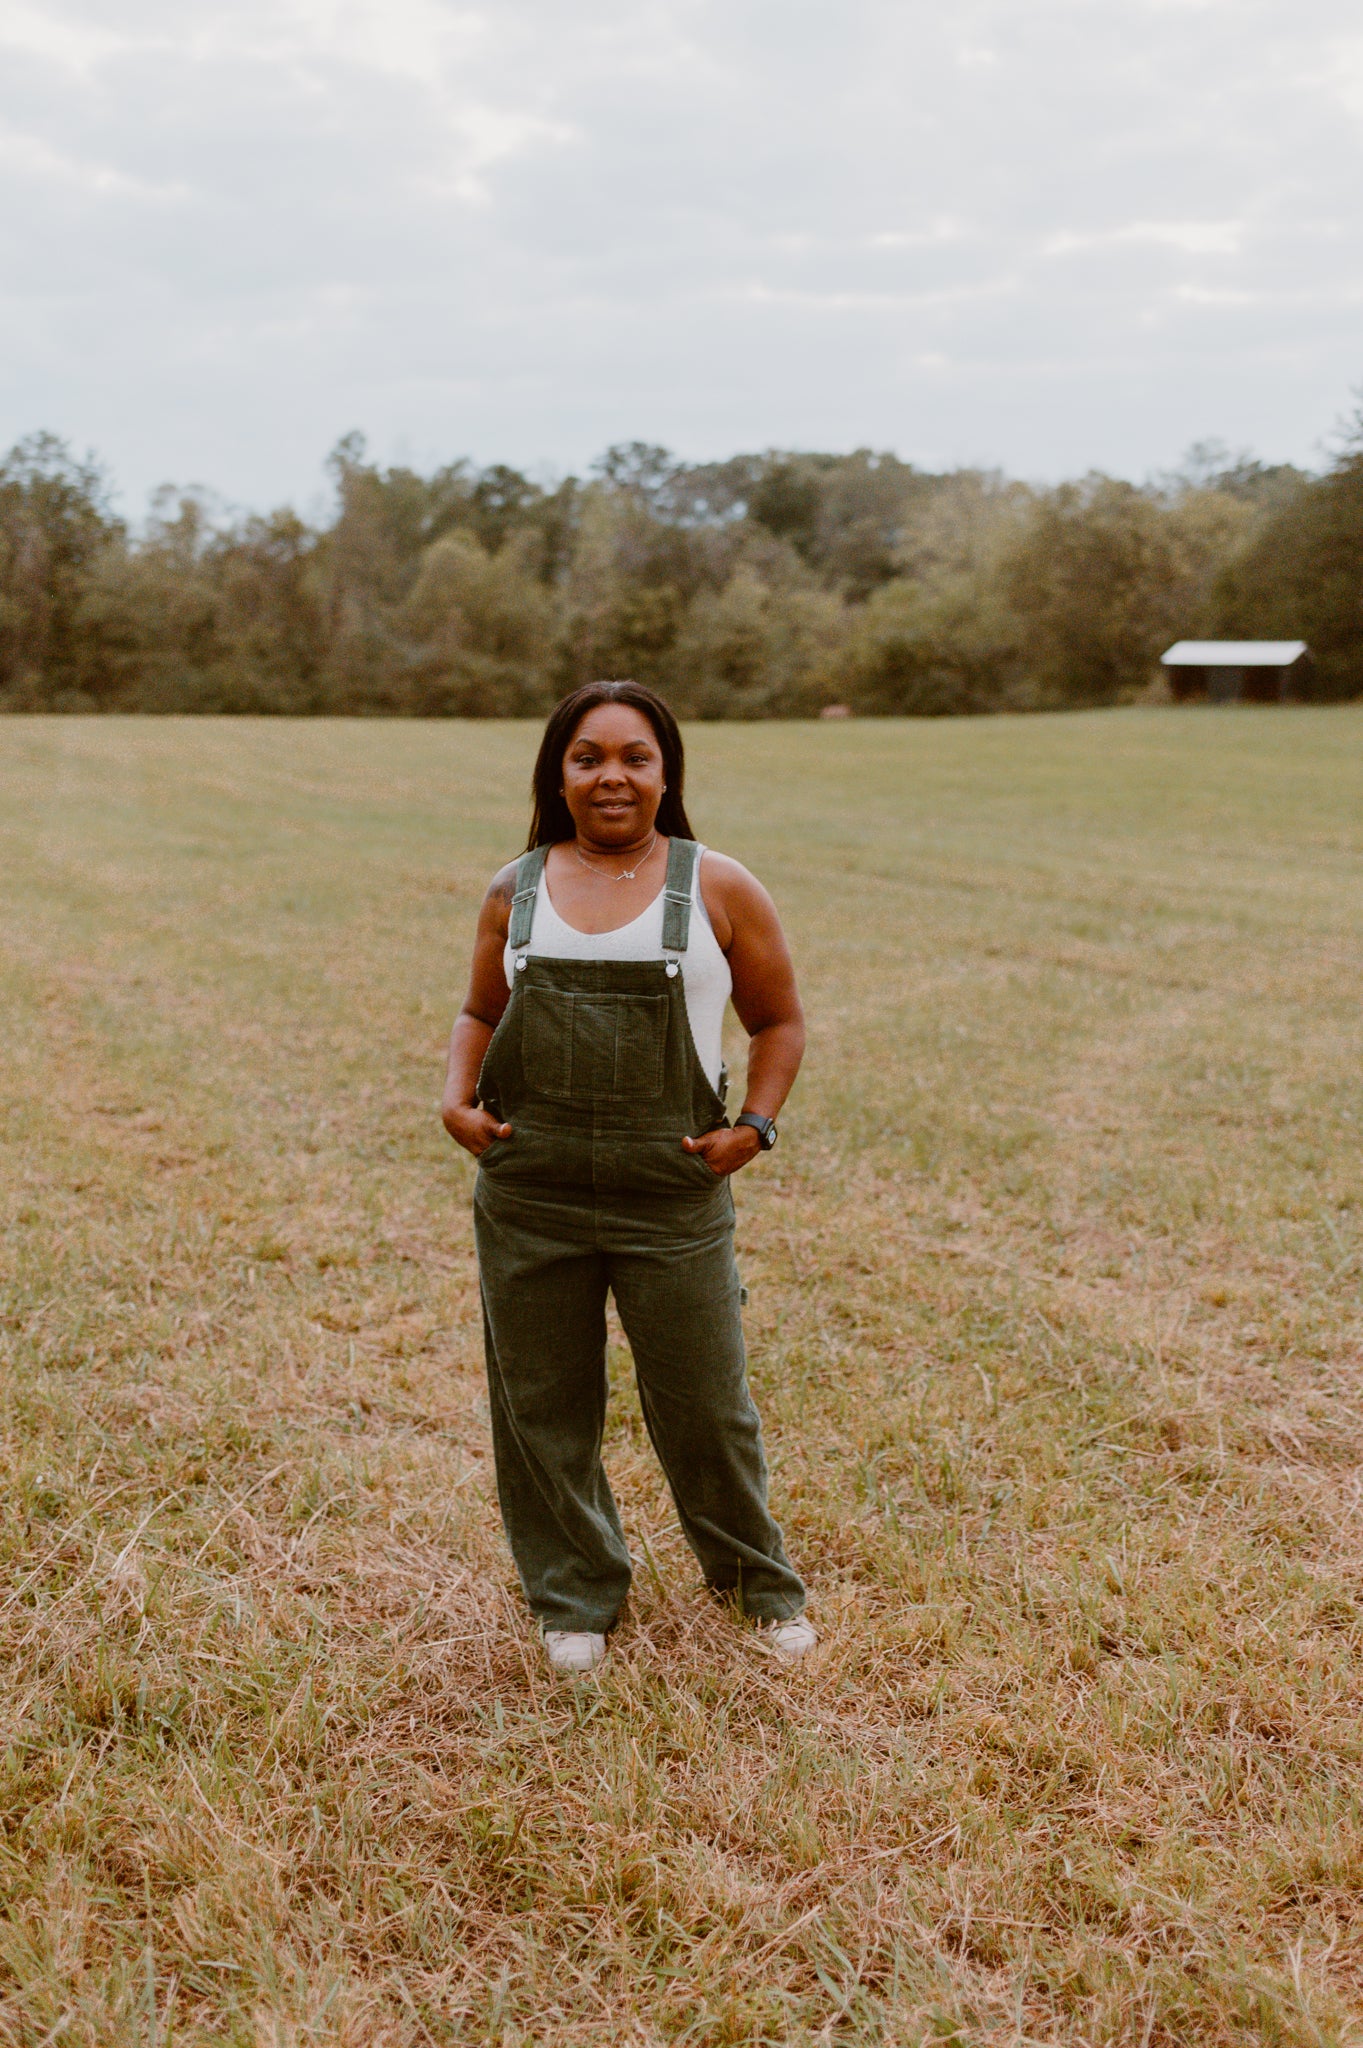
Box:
[442,681,814,1677]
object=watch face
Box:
[763,1123,778,1148]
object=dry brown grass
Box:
[1,709,1361,2046]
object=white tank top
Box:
[502,845,732,1092]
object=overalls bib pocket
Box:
[522,988,667,1102]
[520,988,574,1099]
[597,993,667,1097]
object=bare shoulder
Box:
[698,847,770,901]
[480,859,521,934]
[697,848,780,951]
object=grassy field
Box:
[2,708,1362,2047]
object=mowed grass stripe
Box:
[0,709,1360,2045]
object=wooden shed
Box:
[1160,641,1312,704]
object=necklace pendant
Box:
[574,827,658,884]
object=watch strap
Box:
[735,1111,777,1149]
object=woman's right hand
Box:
[442,1103,513,1157]
[441,865,518,1159]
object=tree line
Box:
[1,422,1359,717]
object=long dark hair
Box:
[527,681,696,849]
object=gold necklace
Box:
[573,829,658,882]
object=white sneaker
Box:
[542,1629,608,1677]
[755,1615,818,1662]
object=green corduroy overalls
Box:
[472,836,806,1635]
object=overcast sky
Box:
[2,0,1361,513]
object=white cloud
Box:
[868,220,967,250]
[0,123,190,202]
[0,2,126,71]
[1172,284,1262,306]
[1044,220,1245,258]
[0,0,1360,505]
[1314,35,1363,120]
[736,278,1017,314]
[418,105,578,204]
[0,0,488,80]
[270,0,485,79]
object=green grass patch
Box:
[0,708,1360,2044]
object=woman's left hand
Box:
[683,1126,762,1177]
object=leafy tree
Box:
[1208,419,1362,698]
[0,434,121,706]
[1,419,1358,716]
[401,529,555,714]
[749,462,823,555]
[75,491,225,710]
[997,476,1190,706]
[676,564,849,718]
[212,509,327,710]
[840,578,1017,717]
[1158,440,1308,509]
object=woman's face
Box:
[561,703,666,846]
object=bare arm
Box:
[684,853,805,1177]
[441,864,517,1158]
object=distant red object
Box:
[819,703,853,719]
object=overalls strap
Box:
[508,845,548,952]
[661,838,698,962]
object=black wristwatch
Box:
[735,1111,778,1150]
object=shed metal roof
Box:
[1161,640,1308,666]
